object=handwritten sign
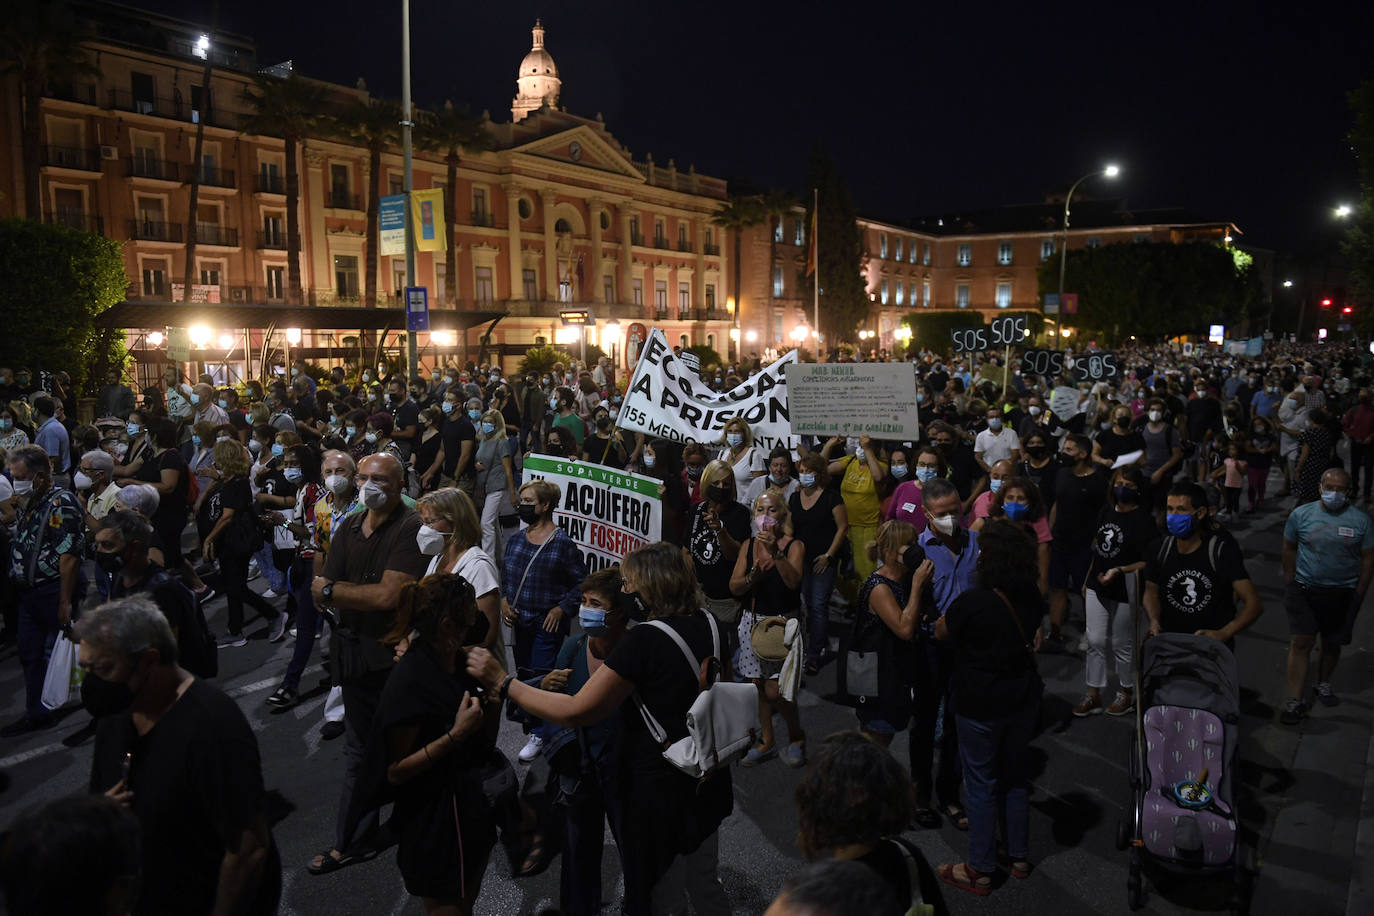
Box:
[784,363,920,438]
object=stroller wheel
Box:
[1115,818,1131,851]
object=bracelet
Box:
[445,731,457,749]
[423,744,432,762]
[499,674,515,700]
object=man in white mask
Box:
[308,453,428,876]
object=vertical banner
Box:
[379,194,406,256]
[1062,293,1079,315]
[521,454,661,570]
[410,188,446,252]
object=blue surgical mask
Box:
[271,443,284,457]
[217,398,228,409]
[915,466,938,483]
[191,435,202,446]
[726,432,744,448]
[0,419,10,431]
[990,478,1004,493]
[1003,500,1029,521]
[190,393,201,405]
[480,422,496,436]
[346,427,358,439]
[441,401,455,414]
[769,473,790,486]
[468,409,482,421]
[1165,511,1196,537]
[917,392,926,403]
[890,464,908,479]
[643,454,656,469]
[799,472,816,488]
[126,422,141,437]
[1321,490,1348,511]
[579,605,609,636]
[283,467,303,482]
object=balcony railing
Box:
[630,232,644,246]
[127,219,183,242]
[127,157,179,181]
[42,145,102,171]
[470,210,495,227]
[45,82,99,106]
[107,88,239,129]
[256,230,287,250]
[677,240,693,252]
[327,190,362,210]
[704,243,721,255]
[45,210,104,234]
[653,236,670,250]
[195,166,236,189]
[193,224,238,246]
[254,173,285,194]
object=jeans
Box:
[1353,442,1374,498]
[512,613,568,676]
[220,547,278,636]
[956,692,1040,874]
[254,540,287,593]
[800,564,839,664]
[16,581,63,720]
[559,756,626,916]
[282,557,317,692]
[909,636,962,807]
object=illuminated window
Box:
[895,237,904,262]
[909,239,918,264]
[1086,236,1103,249]
[922,243,931,266]
[895,281,904,306]
[922,280,931,307]
[773,267,784,298]
[879,234,888,259]
[956,284,970,308]
[880,280,889,305]
[998,242,1013,265]
[996,283,1012,309]
[1040,239,1055,261]
[957,244,972,267]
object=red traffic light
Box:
[1343,306,1353,314]
[1321,298,1333,307]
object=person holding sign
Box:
[822,435,889,591]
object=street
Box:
[0,481,1370,916]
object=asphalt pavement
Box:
[0,468,1371,916]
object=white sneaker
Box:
[268,612,290,643]
[518,734,544,763]
[262,587,281,599]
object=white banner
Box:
[784,362,919,438]
[521,454,661,571]
[618,329,798,452]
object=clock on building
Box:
[568,141,583,162]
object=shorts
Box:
[1049,543,1093,591]
[1284,581,1357,645]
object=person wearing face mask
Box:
[823,433,889,593]
[1073,467,1156,718]
[1184,382,1223,482]
[81,596,281,914]
[128,418,190,586]
[0,406,29,454]
[75,448,122,538]
[789,453,849,675]
[414,488,502,654]
[974,477,1051,592]
[1046,434,1108,644]
[689,460,753,644]
[2,445,87,737]
[966,459,1017,525]
[1143,482,1261,653]
[1292,407,1339,505]
[385,378,420,461]
[1242,415,1278,512]
[1016,394,1065,443]
[552,387,588,449]
[474,409,519,561]
[361,412,403,462]
[683,441,710,505]
[717,419,766,501]
[518,374,547,453]
[254,442,308,641]
[581,408,628,469]
[1274,384,1308,497]
[191,383,229,430]
[308,453,430,875]
[1091,405,1146,471]
[885,445,945,529]
[501,479,588,765]
[1017,431,1061,512]
[973,408,1020,475]
[1279,468,1374,723]
[1139,398,1184,513]
[200,440,279,650]
[410,407,444,495]
[432,390,477,496]
[741,447,799,510]
[642,439,691,547]
[112,411,153,481]
[160,367,193,425]
[928,422,983,506]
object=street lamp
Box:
[1335,204,1353,219]
[790,324,810,343]
[147,331,164,346]
[603,320,622,371]
[189,325,212,348]
[1057,164,1121,316]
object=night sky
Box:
[134,0,1373,254]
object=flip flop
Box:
[912,807,942,830]
[938,862,992,896]
[943,802,969,831]
[306,846,379,876]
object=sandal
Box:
[514,831,553,878]
[942,802,969,831]
[938,862,992,896]
[912,807,941,830]
[306,846,378,876]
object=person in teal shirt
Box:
[1281,468,1374,722]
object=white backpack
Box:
[634,612,760,778]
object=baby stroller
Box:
[1116,633,1248,913]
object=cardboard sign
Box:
[950,314,1028,353]
[618,329,797,451]
[1049,385,1081,421]
[784,363,920,438]
[521,455,661,571]
[1019,349,1066,378]
[1069,352,1120,382]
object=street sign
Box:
[1043,293,1060,315]
[560,309,592,326]
[405,286,429,332]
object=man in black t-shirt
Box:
[436,387,477,494]
[1144,483,1262,642]
[386,378,421,460]
[1047,434,1108,640]
[83,595,279,915]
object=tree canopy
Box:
[0,220,129,393]
[1342,78,1374,327]
[804,148,869,345]
[1036,241,1260,343]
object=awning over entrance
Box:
[96,301,508,332]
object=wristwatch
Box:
[321,582,335,601]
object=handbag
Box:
[41,632,83,710]
[750,615,789,661]
[836,597,881,705]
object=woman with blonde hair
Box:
[687,458,751,644]
[203,438,280,647]
[729,488,807,767]
[416,487,503,653]
[473,409,517,561]
[465,542,732,915]
[718,417,765,503]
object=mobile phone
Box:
[758,515,778,531]
[121,751,132,786]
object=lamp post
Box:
[400,0,418,380]
[1057,164,1120,317]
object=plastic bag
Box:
[41,632,84,710]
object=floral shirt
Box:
[311,488,364,557]
[10,485,85,586]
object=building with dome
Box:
[0,4,735,390]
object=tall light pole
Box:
[1057,164,1120,318]
[401,0,419,380]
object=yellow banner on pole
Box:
[409,188,447,252]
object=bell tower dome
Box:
[512,20,561,122]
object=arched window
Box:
[554,218,571,234]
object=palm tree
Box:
[0,1,97,220]
[328,97,401,308]
[416,101,495,307]
[713,195,767,351]
[240,73,328,305]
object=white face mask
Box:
[11,479,33,496]
[1148,410,1163,422]
[416,524,449,556]
[929,513,956,536]
[73,471,94,491]
[359,481,388,509]
[1029,405,1042,417]
[325,474,352,496]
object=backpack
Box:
[633,612,760,778]
[1156,533,1223,573]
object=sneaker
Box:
[1315,682,1341,707]
[740,745,778,767]
[218,633,248,649]
[1073,694,1103,717]
[266,687,299,709]
[262,587,282,599]
[289,625,298,638]
[518,734,544,763]
[1106,691,1134,716]
[1279,697,1309,725]
[193,586,217,606]
[268,612,290,644]
[782,743,806,768]
[320,720,346,740]
[247,561,261,582]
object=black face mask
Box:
[517,504,540,525]
[619,589,649,622]
[80,670,137,718]
[1025,445,1048,459]
[706,484,730,503]
[1113,485,1139,505]
[94,550,126,574]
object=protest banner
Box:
[784,363,919,438]
[618,329,797,451]
[521,454,662,571]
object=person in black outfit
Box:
[132,418,189,573]
[643,439,690,546]
[465,542,733,916]
[436,387,477,496]
[1091,404,1145,471]
[1018,430,1061,511]
[82,595,281,915]
[0,794,142,916]
[1047,434,1108,641]
[929,422,984,506]
[202,440,278,647]
[687,460,752,657]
